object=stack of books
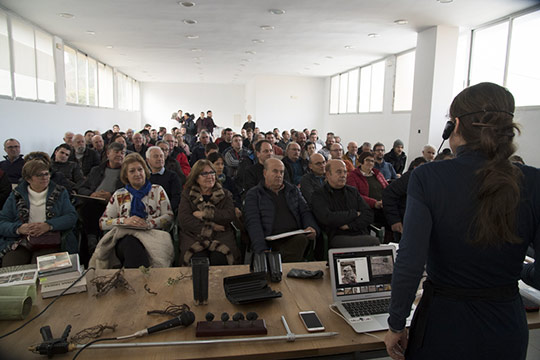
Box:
[37,252,87,299]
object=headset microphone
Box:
[438,120,455,154]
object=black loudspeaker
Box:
[442,120,455,140]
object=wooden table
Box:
[0,262,539,360]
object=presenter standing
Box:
[384,82,540,360]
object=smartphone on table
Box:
[299,311,325,332]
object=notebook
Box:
[328,245,414,333]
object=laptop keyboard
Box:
[343,298,391,317]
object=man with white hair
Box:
[422,144,437,162]
[70,134,100,176]
[146,146,182,212]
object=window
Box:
[346,68,359,113]
[506,10,540,107]
[98,62,113,108]
[359,60,385,112]
[393,51,415,111]
[64,45,77,103]
[468,8,540,106]
[329,75,339,114]
[0,11,12,97]
[64,45,115,108]
[10,18,55,102]
[338,72,348,113]
[11,18,37,100]
[469,21,509,86]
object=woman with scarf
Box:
[178,160,240,266]
[0,159,78,266]
[90,153,174,269]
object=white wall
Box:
[0,98,140,157]
[246,75,326,133]
[322,56,412,158]
[140,82,245,136]
[514,107,540,167]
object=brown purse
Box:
[26,231,61,251]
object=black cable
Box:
[71,337,117,360]
[437,139,445,155]
[0,267,95,340]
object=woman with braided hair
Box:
[178,160,240,266]
[384,82,540,360]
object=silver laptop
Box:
[328,245,414,333]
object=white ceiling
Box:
[0,0,536,84]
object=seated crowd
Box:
[0,110,457,269]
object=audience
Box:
[384,139,407,175]
[178,160,240,266]
[282,142,308,186]
[300,153,326,205]
[71,134,100,176]
[244,158,318,262]
[373,142,398,181]
[1,138,24,185]
[311,160,377,249]
[147,146,182,213]
[6,117,507,270]
[91,153,174,268]
[0,159,78,266]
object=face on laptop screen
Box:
[333,249,394,297]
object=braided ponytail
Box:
[449,82,522,247]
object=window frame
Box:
[468,6,540,109]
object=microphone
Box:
[146,311,195,335]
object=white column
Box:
[408,25,459,158]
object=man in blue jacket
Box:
[244,158,318,262]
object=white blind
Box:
[35,29,55,102]
[0,12,12,97]
[11,18,36,99]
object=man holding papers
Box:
[244,158,318,262]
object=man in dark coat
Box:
[384,139,407,176]
[244,158,318,262]
[311,160,377,249]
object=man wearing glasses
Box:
[1,138,24,185]
[372,142,398,181]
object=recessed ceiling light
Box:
[241,58,251,62]
[368,33,379,38]
[86,30,95,35]
[106,45,114,49]
[179,1,195,7]
[195,61,201,64]
[394,19,408,25]
[326,56,333,59]
[304,67,311,70]
[260,25,274,31]
[183,19,197,25]
[186,34,199,39]
[190,48,202,52]
[268,9,285,15]
[437,0,453,3]
[240,63,246,67]
[245,50,256,55]
[57,13,74,19]
[344,45,353,49]
[193,57,201,60]
[252,39,264,44]
[313,63,320,66]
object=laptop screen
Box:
[331,247,394,298]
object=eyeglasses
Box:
[34,172,50,178]
[200,171,216,177]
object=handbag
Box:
[26,231,61,251]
